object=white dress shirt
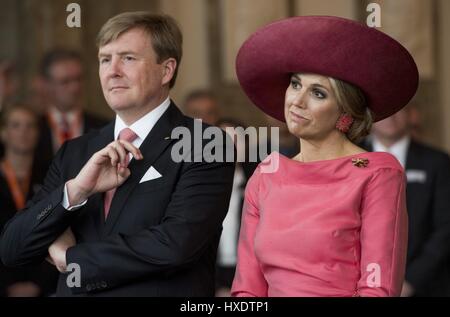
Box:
[48,107,84,152]
[372,135,410,168]
[62,97,171,210]
[217,165,245,266]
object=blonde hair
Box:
[328,78,373,143]
[97,11,183,88]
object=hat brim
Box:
[236,16,419,122]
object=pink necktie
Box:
[103,128,138,219]
[61,114,72,142]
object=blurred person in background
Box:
[0,59,19,113]
[26,74,50,116]
[361,104,450,297]
[37,48,107,170]
[407,104,423,140]
[0,105,58,297]
[183,89,220,125]
[0,59,20,159]
[215,118,257,297]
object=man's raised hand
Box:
[66,140,143,205]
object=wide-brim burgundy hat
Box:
[236,16,419,122]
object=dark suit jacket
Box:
[0,160,59,296]
[362,139,450,296]
[0,103,235,296]
[36,111,108,173]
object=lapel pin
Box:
[164,136,171,140]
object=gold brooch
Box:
[352,158,369,168]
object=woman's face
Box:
[1,109,39,155]
[284,73,341,141]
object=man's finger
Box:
[117,167,131,186]
[113,140,128,164]
[105,147,120,167]
[117,165,130,178]
[118,140,143,160]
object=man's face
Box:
[98,28,169,117]
[47,59,83,112]
[372,108,410,142]
[185,97,220,125]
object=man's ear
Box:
[161,58,177,86]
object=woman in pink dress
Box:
[231,16,419,297]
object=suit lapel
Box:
[405,140,420,170]
[103,103,184,236]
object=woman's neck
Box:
[296,132,363,162]
[3,150,33,177]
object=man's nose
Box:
[107,57,123,78]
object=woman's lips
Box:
[289,110,309,122]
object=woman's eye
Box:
[313,89,326,99]
[291,80,301,89]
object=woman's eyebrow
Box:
[311,83,329,92]
[292,75,330,92]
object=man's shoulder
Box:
[174,112,229,137]
[83,111,109,129]
[410,139,450,166]
[65,122,112,149]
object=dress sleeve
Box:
[357,167,408,297]
[231,167,268,297]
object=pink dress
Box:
[231,152,408,297]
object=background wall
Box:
[1,0,449,152]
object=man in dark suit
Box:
[361,106,450,296]
[1,12,235,296]
[37,49,107,171]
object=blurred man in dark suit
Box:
[361,105,450,297]
[37,49,107,170]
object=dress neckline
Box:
[277,151,384,166]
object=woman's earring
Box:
[336,113,354,133]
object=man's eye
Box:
[100,58,109,64]
[125,56,135,61]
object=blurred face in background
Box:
[185,96,220,125]
[371,107,410,143]
[46,59,84,112]
[1,108,39,155]
[219,121,246,163]
[0,61,18,104]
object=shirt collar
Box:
[50,106,80,124]
[114,97,171,141]
[372,135,410,167]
